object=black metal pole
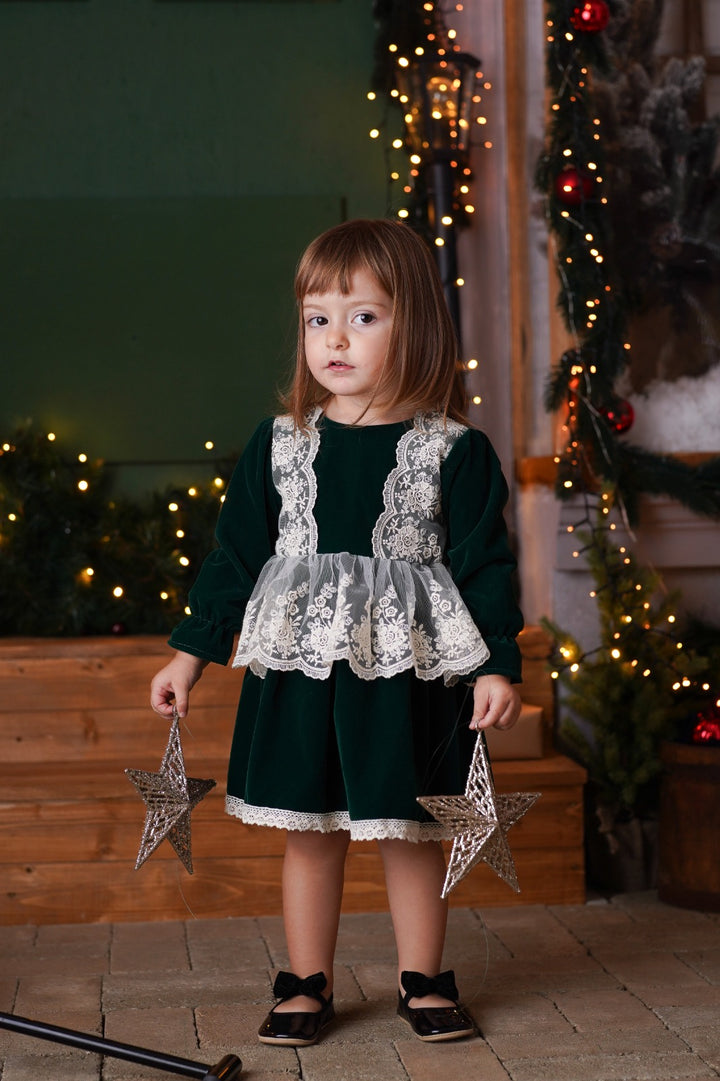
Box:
[0,1012,242,1081]
[428,157,461,346]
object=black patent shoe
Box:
[397,970,476,1042]
[258,971,335,1046]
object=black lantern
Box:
[395,48,483,340]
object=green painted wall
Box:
[1,0,386,490]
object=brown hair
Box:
[281,218,468,426]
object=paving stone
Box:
[102,1006,200,1081]
[395,1035,511,1081]
[195,1002,297,1063]
[0,1010,102,1059]
[298,1038,409,1080]
[350,962,399,1001]
[591,949,711,990]
[0,978,18,1011]
[481,954,616,995]
[185,916,271,971]
[14,976,102,1017]
[477,991,574,1036]
[0,1051,100,1081]
[482,905,587,958]
[110,919,189,974]
[503,1050,711,1081]
[636,983,720,1009]
[102,969,263,1010]
[0,927,36,961]
[679,948,720,984]
[553,987,663,1029]
[654,1001,720,1029]
[7,925,111,978]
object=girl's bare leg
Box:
[378,838,454,1007]
[273,828,351,1013]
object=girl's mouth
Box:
[329,360,351,369]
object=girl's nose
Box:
[327,327,348,349]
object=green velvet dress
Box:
[169,412,523,842]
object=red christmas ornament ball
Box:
[554,166,594,207]
[692,703,720,745]
[570,1,610,33]
[601,398,635,434]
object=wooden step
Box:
[0,629,586,924]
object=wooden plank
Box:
[0,844,584,926]
[0,707,236,764]
[0,653,242,711]
[1,753,583,801]
[0,783,582,864]
[0,760,229,801]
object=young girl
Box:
[151,218,523,1046]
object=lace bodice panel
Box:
[233,412,490,684]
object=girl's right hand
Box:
[150,651,208,718]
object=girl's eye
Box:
[307,315,327,327]
[354,312,376,325]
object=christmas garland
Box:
[537,0,720,520]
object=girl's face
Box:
[302,267,394,424]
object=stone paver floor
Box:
[1,892,719,1081]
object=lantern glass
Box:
[397,52,480,162]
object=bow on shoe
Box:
[401,970,459,1002]
[273,971,328,1002]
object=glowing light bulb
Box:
[168,502,179,512]
[204,440,214,450]
[369,129,380,139]
[113,586,124,598]
[471,395,482,405]
[78,480,89,491]
[466,358,478,369]
[179,556,190,567]
[78,453,87,463]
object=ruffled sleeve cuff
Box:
[168,615,235,666]
[465,635,523,685]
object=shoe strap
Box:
[400,970,459,1004]
[273,970,328,1005]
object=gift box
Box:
[485,703,544,760]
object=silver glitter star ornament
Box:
[418,733,540,898]
[126,710,216,874]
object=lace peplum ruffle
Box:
[233,552,490,684]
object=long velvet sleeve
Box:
[441,428,523,683]
[168,418,279,664]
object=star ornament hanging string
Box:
[418,733,541,898]
[126,708,216,874]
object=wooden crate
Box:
[0,629,586,924]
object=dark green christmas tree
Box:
[0,426,233,636]
[543,491,712,818]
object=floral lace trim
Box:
[372,414,466,564]
[272,410,320,557]
[225,795,456,841]
[233,554,490,685]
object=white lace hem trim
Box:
[233,552,489,685]
[224,795,456,842]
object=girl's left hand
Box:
[469,674,522,732]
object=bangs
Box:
[294,223,396,301]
